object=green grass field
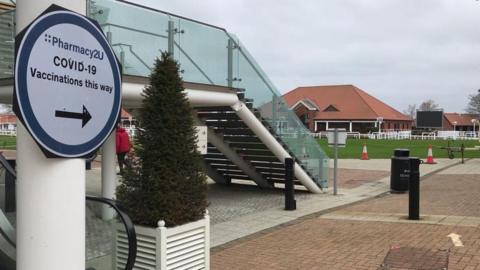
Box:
[317,138,480,159]
[0,134,478,159]
[0,136,17,150]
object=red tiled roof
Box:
[283,85,411,121]
[444,113,478,126]
[121,108,132,118]
[0,114,16,124]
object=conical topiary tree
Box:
[117,52,207,227]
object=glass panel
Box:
[89,0,170,77]
[0,9,15,80]
[86,199,129,270]
[174,18,229,86]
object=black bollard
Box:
[284,158,296,210]
[408,157,421,220]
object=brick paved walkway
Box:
[328,168,390,189]
[343,174,480,217]
[212,219,480,270]
[212,159,480,269]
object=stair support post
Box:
[207,128,272,188]
[231,102,322,193]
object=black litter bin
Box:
[390,149,410,193]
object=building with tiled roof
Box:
[443,113,479,131]
[283,85,413,133]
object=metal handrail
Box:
[117,0,227,32]
[86,196,137,270]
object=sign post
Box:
[327,128,347,195]
[14,2,121,270]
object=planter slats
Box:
[167,228,205,244]
[115,214,210,270]
[165,248,204,266]
[135,246,157,256]
[166,240,205,256]
[170,259,205,270]
[166,233,204,250]
[166,253,205,269]
[166,219,207,236]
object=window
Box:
[323,105,339,112]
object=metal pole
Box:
[408,157,420,220]
[101,132,117,219]
[227,39,233,88]
[333,128,338,195]
[167,20,174,55]
[120,50,125,74]
[284,158,296,210]
[16,2,86,270]
[106,31,112,44]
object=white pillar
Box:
[16,2,86,270]
[326,121,329,130]
[101,132,116,219]
[102,132,117,199]
[349,121,353,132]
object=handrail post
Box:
[167,20,175,55]
[227,38,234,88]
[106,30,112,44]
[120,50,125,74]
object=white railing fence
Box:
[313,130,479,141]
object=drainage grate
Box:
[379,246,449,270]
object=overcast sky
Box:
[134,0,480,113]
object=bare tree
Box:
[419,99,441,111]
[466,93,480,114]
[403,104,417,119]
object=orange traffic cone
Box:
[425,145,437,164]
[361,143,369,160]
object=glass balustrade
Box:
[0,1,328,187]
[87,0,328,187]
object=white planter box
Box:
[114,213,210,270]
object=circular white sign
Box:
[15,9,121,158]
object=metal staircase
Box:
[197,90,318,188]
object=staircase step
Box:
[243,155,281,162]
[211,127,255,136]
[235,149,274,157]
[197,112,240,120]
[205,120,247,129]
[228,142,269,150]
[223,135,262,143]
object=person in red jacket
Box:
[116,124,131,174]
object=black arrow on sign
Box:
[55,105,92,127]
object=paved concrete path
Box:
[211,159,480,270]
